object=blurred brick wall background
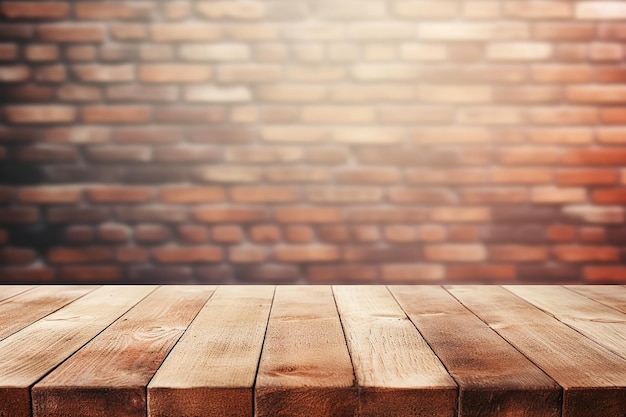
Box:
[1,0,625,284]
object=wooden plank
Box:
[0,286,34,302]
[148,286,274,417]
[333,285,457,417]
[390,285,561,417]
[567,285,626,314]
[506,285,626,361]
[448,285,626,417]
[31,286,215,417]
[0,285,96,341]
[256,286,357,417]
[0,285,154,417]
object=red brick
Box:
[557,169,618,186]
[348,208,427,223]
[5,106,75,124]
[153,246,222,263]
[584,266,626,282]
[154,147,221,164]
[318,225,350,243]
[389,188,454,205]
[87,186,152,203]
[229,247,267,264]
[72,65,134,83]
[75,2,153,20]
[336,168,400,184]
[225,147,303,164]
[150,24,221,42]
[58,85,102,102]
[424,244,487,262]
[47,247,113,264]
[139,65,212,83]
[430,207,491,223]
[447,264,516,281]
[461,188,529,204]
[307,265,377,283]
[490,168,552,184]
[597,128,626,144]
[274,207,342,223]
[111,24,147,40]
[44,127,107,144]
[0,247,36,265]
[82,106,150,123]
[531,186,587,204]
[579,227,606,244]
[25,45,58,62]
[17,187,80,204]
[230,187,299,203]
[412,127,491,145]
[274,245,340,262]
[0,44,18,61]
[212,225,243,243]
[193,207,266,223]
[249,225,281,243]
[112,128,178,145]
[488,245,548,262]
[381,264,445,282]
[135,224,170,244]
[64,226,94,244]
[383,225,416,243]
[60,266,121,282]
[37,24,104,42]
[601,108,626,124]
[178,225,209,243]
[265,167,331,183]
[351,225,380,242]
[34,65,66,82]
[563,149,626,165]
[48,207,108,224]
[448,225,479,242]
[97,223,130,243]
[115,206,187,223]
[160,187,226,204]
[0,229,7,245]
[86,146,151,163]
[307,187,382,204]
[547,225,576,242]
[529,107,598,125]
[65,45,96,61]
[406,169,486,185]
[553,245,619,262]
[532,23,595,40]
[284,225,314,243]
[0,2,69,19]
[592,188,626,204]
[0,267,55,283]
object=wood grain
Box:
[567,285,626,314]
[31,286,215,417]
[507,285,626,361]
[448,285,626,417]
[256,286,357,417]
[333,285,457,417]
[0,286,34,302]
[148,286,274,417]
[0,285,154,417]
[0,285,95,341]
[390,285,561,417]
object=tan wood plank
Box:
[448,285,626,417]
[506,285,626,361]
[0,285,96,341]
[0,285,155,417]
[333,285,457,417]
[390,285,561,417]
[148,286,274,417]
[0,286,34,302]
[256,286,357,417]
[31,286,215,417]
[567,285,626,314]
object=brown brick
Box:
[584,266,626,282]
[86,146,151,163]
[602,108,626,125]
[153,246,222,263]
[308,265,377,283]
[225,147,303,164]
[381,264,445,282]
[193,207,266,223]
[284,225,314,243]
[447,264,516,281]
[58,85,102,102]
[75,2,153,20]
[212,225,243,243]
[531,186,587,204]
[448,225,479,242]
[249,224,281,243]
[82,106,150,123]
[0,248,36,265]
[274,245,340,262]
[336,168,400,184]
[553,245,619,262]
[406,169,486,185]
[135,224,170,244]
[151,24,221,42]
[5,106,75,124]
[25,44,58,62]
[317,225,349,243]
[37,24,104,42]
[139,65,212,83]
[115,206,187,223]
[230,187,299,203]
[18,187,80,204]
[154,146,221,164]
[274,207,342,223]
[48,207,108,223]
[160,187,226,204]
[348,208,427,223]
[579,227,606,244]
[111,24,147,40]
[265,167,331,183]
[416,225,448,242]
[383,225,416,243]
[307,187,382,204]
[178,225,209,244]
[0,267,55,283]
[490,168,552,184]
[0,2,69,19]
[59,266,121,282]
[461,188,529,205]
[48,247,113,264]
[389,188,454,205]
[97,223,130,243]
[196,1,265,19]
[64,226,94,244]
[562,205,624,224]
[72,65,134,83]
[0,44,18,60]
[65,45,96,61]
[430,207,491,223]
[351,225,380,243]
[424,244,487,262]
[87,186,152,203]
[488,245,548,262]
[229,246,267,264]
[12,145,77,163]
[112,128,180,145]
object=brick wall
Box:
[1,0,626,284]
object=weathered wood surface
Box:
[0,285,622,417]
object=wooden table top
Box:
[0,285,625,417]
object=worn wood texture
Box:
[567,285,626,314]
[0,286,34,302]
[390,285,561,417]
[256,286,357,417]
[148,286,274,417]
[32,286,215,417]
[448,285,626,417]
[0,285,95,341]
[334,285,457,417]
